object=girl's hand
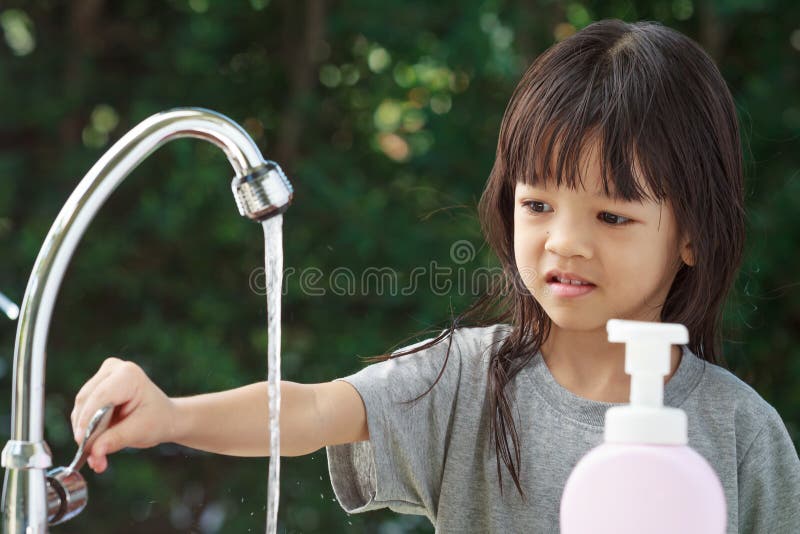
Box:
[70,357,177,473]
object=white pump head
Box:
[603,319,689,445]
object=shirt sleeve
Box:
[737,405,800,533]
[325,329,463,521]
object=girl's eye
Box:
[521,201,632,226]
[599,212,631,226]
[522,201,552,214]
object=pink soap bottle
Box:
[560,319,726,534]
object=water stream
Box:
[261,214,284,534]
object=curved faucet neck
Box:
[10,108,268,442]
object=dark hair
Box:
[362,19,745,503]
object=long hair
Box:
[362,19,745,503]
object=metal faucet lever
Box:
[44,405,113,526]
[66,404,113,474]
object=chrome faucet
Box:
[1,108,293,532]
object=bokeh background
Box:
[1,0,798,532]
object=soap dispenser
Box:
[559,319,726,534]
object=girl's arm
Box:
[172,380,370,456]
[71,357,369,472]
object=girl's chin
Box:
[542,311,610,332]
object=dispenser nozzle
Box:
[607,319,688,345]
[603,319,690,445]
[607,319,687,406]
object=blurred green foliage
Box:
[0,0,798,532]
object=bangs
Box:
[499,29,676,205]
[509,123,665,204]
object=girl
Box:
[71,19,799,533]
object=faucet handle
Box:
[44,404,113,526]
[45,466,87,525]
[67,404,114,473]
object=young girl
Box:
[71,19,799,533]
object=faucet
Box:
[1,108,293,532]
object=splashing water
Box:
[261,215,283,534]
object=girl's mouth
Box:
[546,276,597,298]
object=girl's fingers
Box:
[91,424,124,457]
[87,455,107,474]
[72,378,113,443]
[71,357,122,433]
[74,362,140,444]
[72,359,155,474]
[95,455,107,473]
[88,416,137,472]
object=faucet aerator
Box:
[232,160,294,222]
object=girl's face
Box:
[513,143,694,331]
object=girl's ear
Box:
[679,234,695,267]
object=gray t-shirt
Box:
[325,324,800,533]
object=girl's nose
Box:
[544,218,594,259]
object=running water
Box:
[261,214,283,534]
